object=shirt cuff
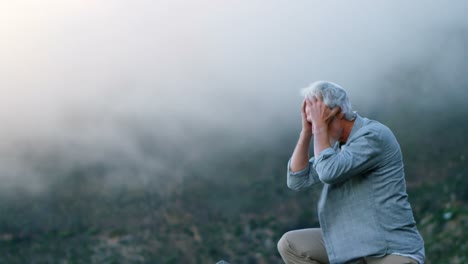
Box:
[287,158,310,177]
[312,147,336,169]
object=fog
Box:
[1,0,467,193]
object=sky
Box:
[0,0,467,193]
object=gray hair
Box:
[300,81,357,121]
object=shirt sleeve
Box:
[286,157,321,191]
[313,127,383,185]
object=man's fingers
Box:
[327,106,341,120]
[331,106,341,116]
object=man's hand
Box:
[306,96,340,157]
[305,96,340,131]
[290,99,314,173]
[301,99,313,136]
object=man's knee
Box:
[277,229,330,264]
[277,232,291,255]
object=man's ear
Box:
[338,111,345,120]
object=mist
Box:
[1,0,467,193]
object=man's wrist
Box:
[313,124,328,134]
[300,129,313,138]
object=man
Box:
[277,81,425,264]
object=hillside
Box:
[0,118,467,263]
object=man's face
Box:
[328,115,344,145]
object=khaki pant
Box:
[277,228,418,264]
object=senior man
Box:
[277,81,425,264]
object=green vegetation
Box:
[0,115,467,263]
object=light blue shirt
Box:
[287,115,425,264]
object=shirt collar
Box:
[345,113,364,145]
